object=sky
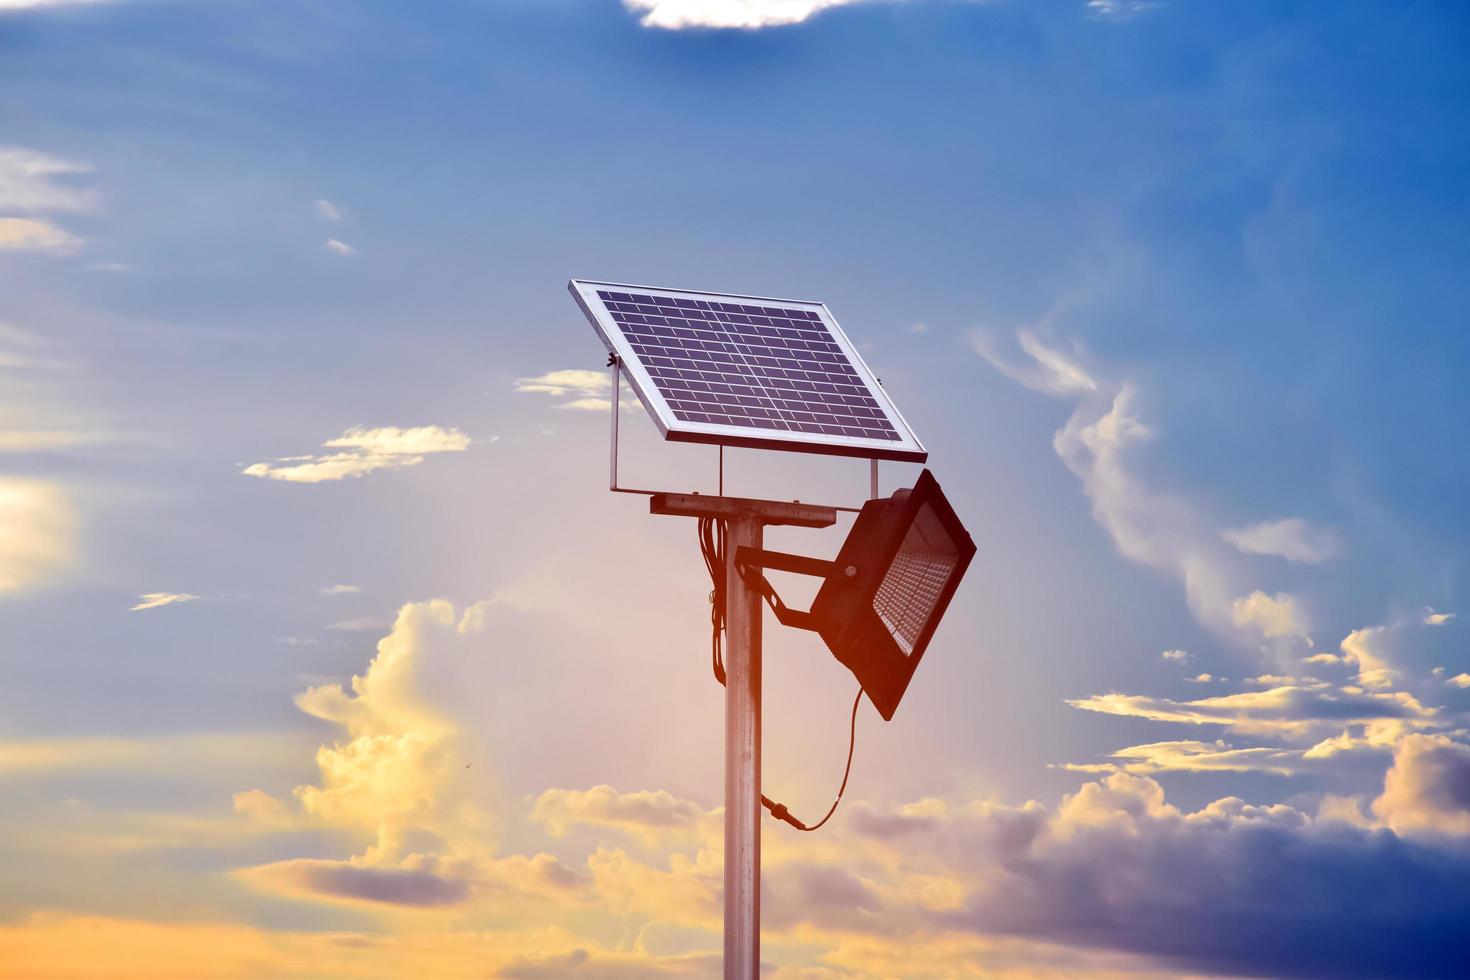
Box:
[2,0,1469,977]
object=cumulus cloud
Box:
[284,601,498,865]
[243,425,472,484]
[1445,673,1470,689]
[1222,517,1338,563]
[622,0,865,30]
[1160,649,1189,662]
[1424,609,1455,626]
[1230,590,1311,644]
[324,238,356,256]
[0,477,73,593]
[1373,735,1470,836]
[128,592,199,612]
[1340,625,1398,690]
[923,771,1470,978]
[313,199,342,221]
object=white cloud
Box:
[243,425,472,484]
[514,370,609,397]
[0,478,73,593]
[623,0,865,30]
[323,425,471,455]
[1067,683,1437,740]
[1186,673,1214,683]
[313,199,342,221]
[1222,517,1338,563]
[516,369,638,413]
[320,584,362,596]
[1161,649,1189,662]
[976,328,1311,657]
[0,217,82,254]
[129,592,199,612]
[1445,674,1470,690]
[1340,625,1398,690]
[1087,0,1159,19]
[0,147,95,213]
[1425,609,1455,626]
[1231,590,1311,644]
[324,238,356,256]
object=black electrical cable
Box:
[697,519,863,832]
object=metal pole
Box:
[723,513,762,979]
[870,458,879,499]
[609,360,620,491]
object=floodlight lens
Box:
[871,501,962,655]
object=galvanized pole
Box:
[723,513,762,980]
[647,492,834,980]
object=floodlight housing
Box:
[736,469,976,720]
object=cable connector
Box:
[761,797,806,830]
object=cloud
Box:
[1339,625,1398,690]
[320,584,362,595]
[976,329,1315,658]
[1446,674,1470,689]
[0,216,82,254]
[1425,609,1455,626]
[1086,0,1160,19]
[0,477,73,594]
[128,592,199,612]
[243,425,472,484]
[530,785,711,841]
[313,199,342,221]
[622,0,865,30]
[1230,590,1310,643]
[1067,683,1437,740]
[1373,735,1470,836]
[325,238,357,256]
[241,856,474,907]
[0,146,95,213]
[923,770,1470,978]
[1064,739,1301,776]
[1185,672,1214,683]
[1160,649,1189,662]
[516,368,639,413]
[240,851,588,909]
[322,425,471,455]
[1222,517,1338,563]
[288,600,495,861]
[514,370,608,397]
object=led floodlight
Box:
[736,469,976,720]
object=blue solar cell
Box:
[579,284,920,455]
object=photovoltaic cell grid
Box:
[596,289,902,442]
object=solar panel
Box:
[568,280,927,462]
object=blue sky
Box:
[2,1,1469,977]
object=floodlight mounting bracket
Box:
[733,545,852,632]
